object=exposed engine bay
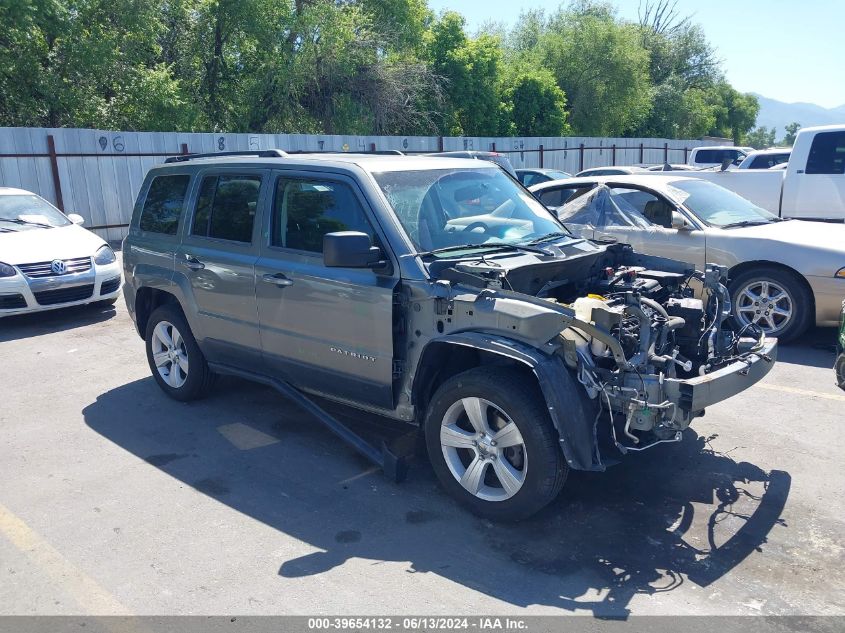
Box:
[428,240,771,455]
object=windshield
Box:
[0,194,70,229]
[669,180,777,227]
[545,170,571,180]
[373,168,569,255]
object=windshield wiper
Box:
[524,231,572,245]
[0,218,54,229]
[719,220,772,229]
[419,242,552,257]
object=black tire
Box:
[836,353,845,391]
[424,367,566,521]
[728,267,812,343]
[144,304,215,401]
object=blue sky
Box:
[427,0,845,109]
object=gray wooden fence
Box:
[0,128,719,241]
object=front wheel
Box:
[424,367,566,521]
[145,304,215,401]
[729,267,812,342]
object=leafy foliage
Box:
[745,126,777,150]
[781,122,801,146]
[0,0,761,141]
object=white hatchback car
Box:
[0,187,122,317]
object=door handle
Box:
[182,254,205,270]
[262,272,294,287]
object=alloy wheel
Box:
[150,320,189,389]
[439,397,527,502]
[735,279,793,336]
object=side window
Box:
[805,132,845,175]
[139,175,190,234]
[537,188,566,207]
[272,177,375,253]
[191,175,261,243]
[521,173,538,186]
[612,189,673,228]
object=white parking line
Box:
[757,383,845,402]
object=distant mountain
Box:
[752,94,845,134]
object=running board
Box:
[208,364,410,483]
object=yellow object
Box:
[587,293,608,301]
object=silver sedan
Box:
[530,174,845,341]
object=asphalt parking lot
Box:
[1,290,843,618]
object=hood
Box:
[0,224,106,265]
[729,219,845,251]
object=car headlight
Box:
[0,262,16,277]
[94,245,116,265]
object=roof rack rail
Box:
[164,149,288,163]
[283,149,405,156]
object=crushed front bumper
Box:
[663,339,778,414]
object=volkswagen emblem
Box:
[50,259,67,275]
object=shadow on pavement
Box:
[83,377,790,618]
[777,327,837,369]
[0,301,118,343]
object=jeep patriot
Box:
[123,150,776,519]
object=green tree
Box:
[537,3,652,135]
[745,126,777,149]
[781,121,801,146]
[501,69,570,137]
[425,12,504,135]
[635,76,716,138]
[707,83,759,144]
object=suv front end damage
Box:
[421,242,776,469]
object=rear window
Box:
[805,132,845,175]
[749,154,789,169]
[191,175,261,243]
[139,175,190,234]
[694,149,744,164]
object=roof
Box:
[0,187,36,196]
[745,148,791,155]
[152,152,492,174]
[691,145,747,151]
[529,173,698,194]
[793,124,845,134]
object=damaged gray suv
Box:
[123,150,776,520]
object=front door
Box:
[176,171,267,366]
[255,171,397,409]
[599,187,707,271]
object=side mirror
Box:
[323,231,383,268]
[671,211,691,230]
[67,213,85,225]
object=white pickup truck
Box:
[663,125,845,221]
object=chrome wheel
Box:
[439,397,527,502]
[735,279,793,335]
[150,320,189,389]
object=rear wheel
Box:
[145,304,214,401]
[729,267,812,342]
[424,367,566,521]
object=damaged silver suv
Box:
[123,151,776,520]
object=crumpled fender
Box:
[420,332,604,472]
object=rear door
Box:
[255,170,398,409]
[781,131,845,219]
[176,170,267,366]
